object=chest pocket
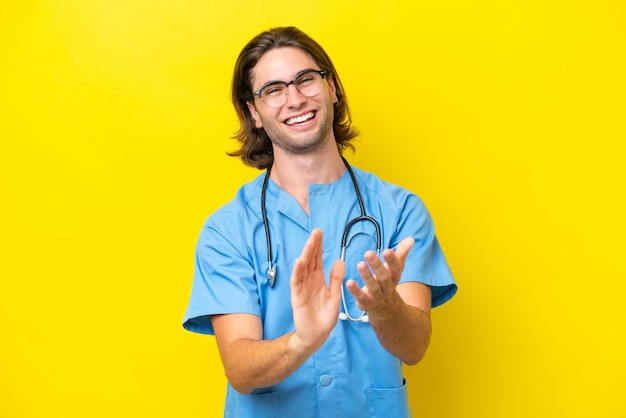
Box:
[366,380,410,418]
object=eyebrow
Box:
[255,68,319,90]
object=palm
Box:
[290,229,343,351]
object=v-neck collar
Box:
[262,169,352,231]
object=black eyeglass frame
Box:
[252,69,328,107]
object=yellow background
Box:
[1,1,625,417]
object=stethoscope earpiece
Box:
[339,311,370,323]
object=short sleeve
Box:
[182,211,262,335]
[395,193,457,307]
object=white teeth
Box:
[285,112,314,126]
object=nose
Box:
[284,83,306,107]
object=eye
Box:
[297,74,316,86]
[262,83,285,97]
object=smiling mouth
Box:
[284,111,316,126]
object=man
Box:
[183,26,457,417]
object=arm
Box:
[211,314,308,394]
[345,237,432,365]
[212,229,344,394]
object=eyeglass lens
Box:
[259,70,325,107]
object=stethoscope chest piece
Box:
[267,263,277,288]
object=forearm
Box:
[368,292,432,365]
[219,332,312,394]
[215,230,343,394]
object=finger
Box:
[362,251,393,289]
[291,230,320,288]
[297,229,322,272]
[394,237,415,262]
[357,259,384,297]
[290,257,305,293]
[345,278,369,307]
[379,249,402,282]
[311,229,324,273]
[329,259,345,299]
[329,259,345,288]
[382,237,415,280]
[363,250,384,274]
[302,228,322,273]
[382,237,414,268]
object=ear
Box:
[246,101,263,129]
[327,75,338,105]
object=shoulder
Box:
[200,173,266,242]
[351,166,426,211]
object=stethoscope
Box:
[261,157,381,322]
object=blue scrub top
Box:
[183,166,457,418]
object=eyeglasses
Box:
[253,69,328,108]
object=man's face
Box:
[247,47,338,156]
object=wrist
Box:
[287,332,312,359]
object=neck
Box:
[269,146,346,215]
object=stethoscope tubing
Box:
[261,157,382,322]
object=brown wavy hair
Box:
[228,26,359,170]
